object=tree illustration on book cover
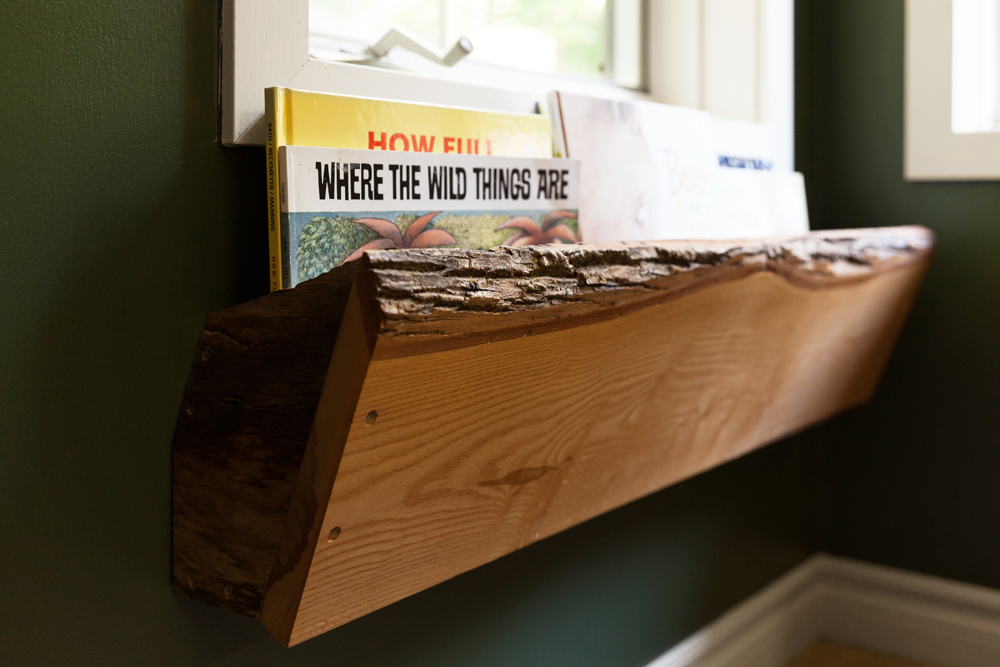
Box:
[293,209,579,285]
[495,210,579,246]
[344,211,458,261]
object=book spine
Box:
[548,91,568,159]
[278,146,293,289]
[265,87,286,291]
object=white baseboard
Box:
[646,554,1000,667]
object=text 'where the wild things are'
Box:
[314,161,573,202]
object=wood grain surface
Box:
[251,227,933,645]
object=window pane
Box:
[611,0,641,88]
[952,0,1000,133]
[310,0,615,79]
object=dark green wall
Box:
[0,1,821,664]
[797,1,1000,585]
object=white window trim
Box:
[221,0,794,172]
[906,0,1000,180]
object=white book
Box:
[549,91,809,241]
[550,91,716,242]
[709,169,810,238]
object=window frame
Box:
[307,1,647,90]
[220,0,794,173]
[905,0,1000,180]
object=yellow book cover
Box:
[265,87,553,291]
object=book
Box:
[265,87,553,291]
[710,169,809,238]
[549,91,809,241]
[550,90,717,242]
[279,146,580,289]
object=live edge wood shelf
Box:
[172,226,933,646]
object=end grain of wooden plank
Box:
[172,261,358,615]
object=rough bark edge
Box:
[361,227,935,357]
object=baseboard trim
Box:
[646,554,1000,667]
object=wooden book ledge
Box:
[172,226,934,646]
